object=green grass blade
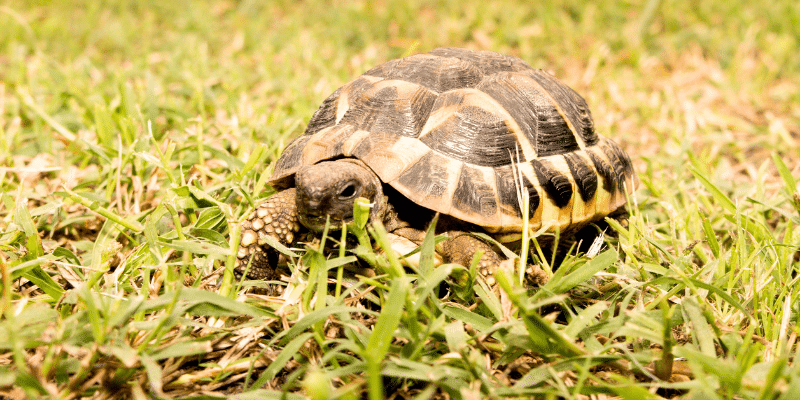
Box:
[771,153,797,193]
[701,215,721,258]
[440,305,494,334]
[496,271,584,358]
[280,306,379,346]
[179,287,274,318]
[545,249,617,295]
[682,297,717,357]
[365,277,409,400]
[564,302,608,339]
[247,332,314,390]
[690,167,737,214]
[443,321,468,352]
[20,263,64,300]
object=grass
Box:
[1,0,799,398]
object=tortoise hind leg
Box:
[391,227,504,285]
[237,188,301,283]
[440,232,503,284]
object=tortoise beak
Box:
[299,213,347,233]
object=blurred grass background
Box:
[4,0,797,170]
[1,0,799,398]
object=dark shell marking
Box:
[563,152,597,202]
[530,159,573,208]
[270,48,637,235]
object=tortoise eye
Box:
[338,183,357,199]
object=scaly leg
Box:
[237,188,301,281]
[391,227,504,284]
[439,232,503,284]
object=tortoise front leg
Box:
[237,188,301,281]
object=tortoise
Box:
[236,47,637,287]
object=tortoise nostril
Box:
[306,199,321,211]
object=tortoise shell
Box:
[270,48,637,236]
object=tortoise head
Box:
[295,159,386,233]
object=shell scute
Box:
[420,101,519,167]
[429,47,532,75]
[396,151,452,200]
[452,164,499,222]
[525,69,599,147]
[339,81,437,137]
[306,88,340,135]
[366,53,483,92]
